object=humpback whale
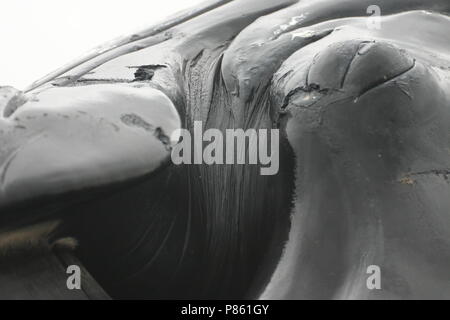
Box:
[1,0,450,299]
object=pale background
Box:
[0,0,205,89]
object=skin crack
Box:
[281,83,330,110]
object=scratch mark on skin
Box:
[357,59,416,99]
[120,113,172,150]
[395,81,414,100]
[121,113,155,132]
[154,127,171,150]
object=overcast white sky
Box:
[0,0,204,89]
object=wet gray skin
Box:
[1,0,450,299]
